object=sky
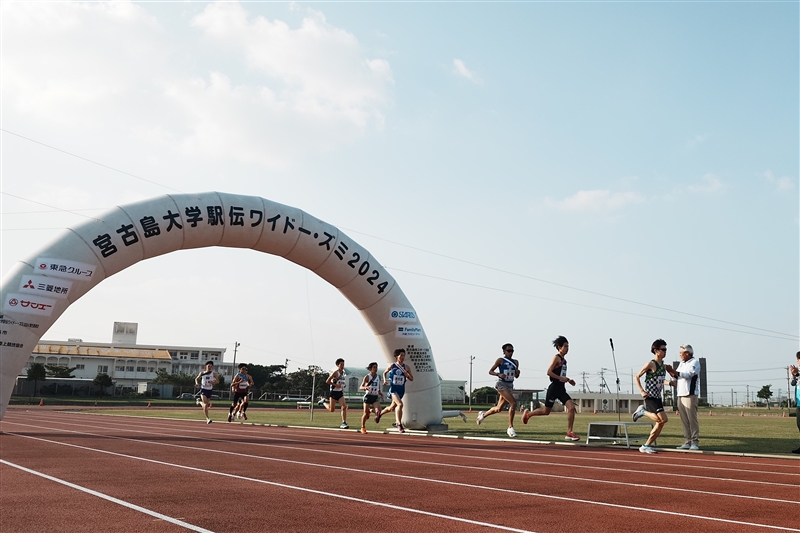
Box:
[1,1,798,406]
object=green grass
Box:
[57,401,800,456]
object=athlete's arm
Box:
[546,356,563,382]
[488,358,503,378]
[635,361,655,397]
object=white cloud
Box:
[452,59,479,84]
[761,170,794,192]
[543,190,644,213]
[2,1,393,169]
[687,134,708,149]
[688,173,723,193]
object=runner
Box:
[476,343,520,437]
[194,361,218,424]
[321,358,349,429]
[229,363,254,422]
[522,336,580,441]
[377,349,414,433]
[359,362,384,434]
[632,339,673,454]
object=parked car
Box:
[177,393,194,400]
[280,396,310,402]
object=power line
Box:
[3,129,797,343]
[385,266,799,342]
[348,227,798,339]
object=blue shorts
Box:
[389,388,405,399]
[199,389,213,398]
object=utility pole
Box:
[232,341,240,368]
[787,367,792,409]
[468,356,475,412]
[731,389,734,407]
[746,384,749,408]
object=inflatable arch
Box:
[0,192,442,428]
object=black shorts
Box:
[232,393,248,404]
[329,390,344,401]
[363,395,379,405]
[544,381,571,408]
[645,397,665,414]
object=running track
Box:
[1,409,798,533]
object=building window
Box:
[189,352,199,360]
[179,352,188,360]
[148,367,155,373]
[75,364,85,370]
[115,366,125,372]
[125,366,134,372]
[136,366,146,373]
[98,365,109,373]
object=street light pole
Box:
[468,355,475,412]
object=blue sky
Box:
[1,1,797,405]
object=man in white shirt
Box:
[668,344,701,450]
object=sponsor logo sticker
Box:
[3,293,57,316]
[19,275,73,300]
[395,325,424,338]
[389,307,417,322]
[35,257,96,280]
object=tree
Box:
[757,385,773,409]
[248,364,285,389]
[44,364,77,378]
[26,363,46,396]
[471,386,497,404]
[93,373,113,396]
[153,368,173,385]
[285,366,327,399]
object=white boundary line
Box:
[0,459,215,533]
[2,432,538,533]
[3,425,799,532]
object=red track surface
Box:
[1,408,798,533]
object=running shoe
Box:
[632,405,646,422]
[522,409,531,425]
[676,443,691,450]
[340,422,349,429]
[565,431,580,441]
[227,414,232,423]
[506,427,517,438]
[639,444,657,454]
[360,427,367,434]
[374,412,382,424]
[476,411,485,425]
[206,418,212,425]
[689,444,700,451]
[398,425,405,433]
[317,399,326,407]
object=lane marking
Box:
[18,411,798,477]
[3,427,799,532]
[18,414,796,494]
[2,432,538,533]
[0,459,216,533]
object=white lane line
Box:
[0,459,215,533]
[4,429,799,532]
[2,432,537,533]
[20,410,798,478]
[21,415,797,496]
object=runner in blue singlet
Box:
[377,349,414,433]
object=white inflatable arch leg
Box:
[0,192,442,428]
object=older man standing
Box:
[668,344,701,450]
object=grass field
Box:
[45,401,800,456]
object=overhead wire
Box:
[3,129,798,344]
